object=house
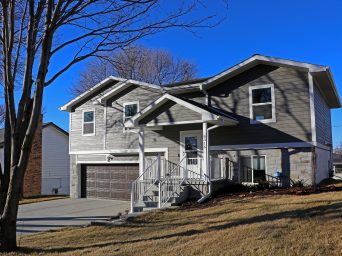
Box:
[42,122,70,195]
[333,153,342,178]
[61,54,341,212]
[0,121,69,196]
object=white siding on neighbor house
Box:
[42,125,70,195]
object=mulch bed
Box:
[179,184,342,211]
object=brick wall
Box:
[22,115,42,197]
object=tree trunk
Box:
[0,215,17,251]
[0,191,19,252]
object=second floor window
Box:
[123,102,139,122]
[83,110,95,135]
[249,84,276,124]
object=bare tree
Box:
[0,0,226,251]
[334,142,342,154]
[71,45,197,96]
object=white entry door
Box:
[180,131,203,177]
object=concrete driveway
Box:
[17,198,130,235]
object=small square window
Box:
[123,102,139,121]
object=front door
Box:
[180,131,203,177]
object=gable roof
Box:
[60,54,341,112]
[201,54,341,108]
[124,93,238,128]
[0,122,68,147]
[60,76,162,111]
[43,122,69,136]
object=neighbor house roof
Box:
[42,122,69,136]
[124,93,238,128]
[0,122,68,147]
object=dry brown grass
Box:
[7,191,342,256]
[19,195,68,205]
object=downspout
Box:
[198,122,221,203]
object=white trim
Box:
[125,93,238,128]
[69,113,72,154]
[123,101,139,122]
[249,84,276,124]
[70,147,169,155]
[138,126,145,175]
[146,120,204,127]
[308,72,317,143]
[252,154,267,173]
[60,76,162,111]
[210,142,313,150]
[99,81,130,103]
[82,109,95,136]
[201,55,327,90]
[76,160,139,164]
[60,77,115,111]
[103,104,107,150]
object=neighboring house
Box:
[61,54,341,212]
[0,121,69,196]
[42,122,70,195]
[333,153,342,178]
[0,117,42,197]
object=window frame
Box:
[239,154,267,183]
[249,84,276,124]
[82,109,95,136]
[123,101,139,122]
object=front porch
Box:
[124,93,285,212]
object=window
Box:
[249,84,275,124]
[83,110,95,135]
[184,136,198,165]
[240,155,267,183]
[123,102,139,122]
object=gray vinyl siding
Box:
[314,84,332,145]
[105,86,162,149]
[141,103,202,125]
[208,65,312,145]
[70,102,105,152]
[144,124,202,163]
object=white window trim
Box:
[123,101,139,122]
[249,84,276,124]
[240,154,267,184]
[82,109,95,136]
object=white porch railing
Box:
[159,157,210,209]
[131,157,160,212]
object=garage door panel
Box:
[81,164,139,200]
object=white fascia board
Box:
[326,68,342,107]
[60,76,162,112]
[125,93,237,128]
[60,77,116,111]
[70,147,169,155]
[201,55,327,91]
[124,95,171,128]
[98,81,129,103]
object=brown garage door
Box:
[81,164,139,200]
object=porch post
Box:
[202,122,209,178]
[138,126,145,178]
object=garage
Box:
[80,164,139,200]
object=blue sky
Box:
[44,0,342,146]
